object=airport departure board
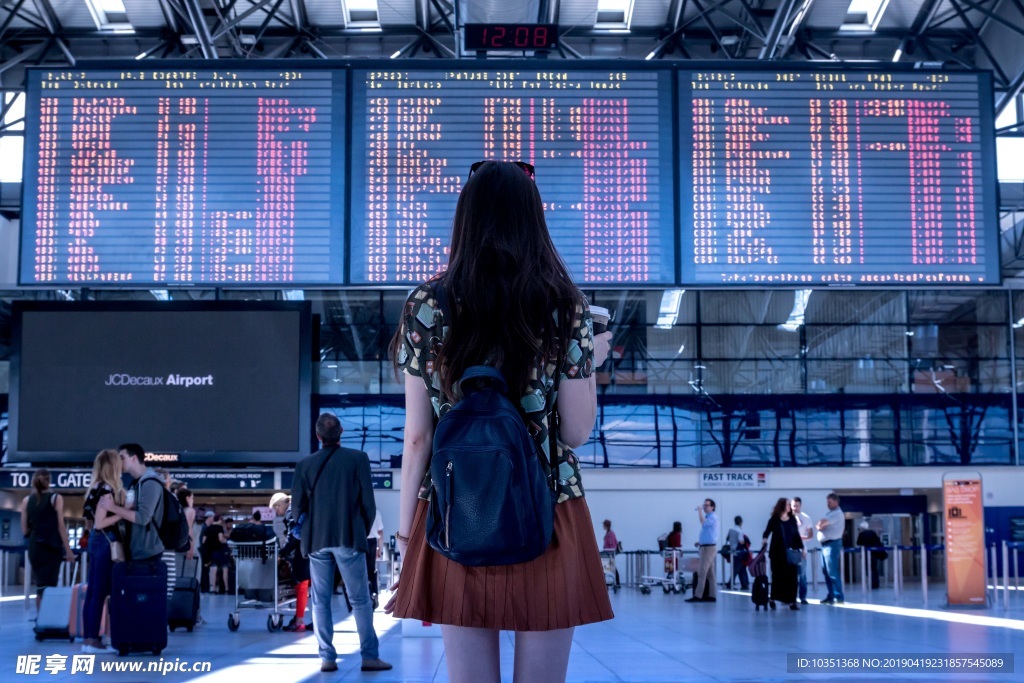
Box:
[349,68,676,284]
[19,62,998,288]
[680,70,998,285]
[21,68,345,286]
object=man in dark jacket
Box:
[292,413,391,673]
[856,521,886,589]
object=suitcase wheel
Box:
[118,648,129,657]
[153,649,162,656]
[169,626,176,632]
[267,614,283,632]
[35,634,43,642]
[228,614,240,632]
[186,626,194,633]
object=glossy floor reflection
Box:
[2,584,1020,682]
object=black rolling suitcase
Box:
[168,559,200,632]
[110,560,168,656]
[748,547,771,611]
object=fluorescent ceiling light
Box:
[655,289,685,329]
[892,48,902,62]
[150,290,169,301]
[0,136,23,183]
[778,289,812,332]
[645,51,657,60]
[282,290,305,301]
[842,0,891,31]
[1013,317,1024,329]
[390,50,402,59]
[595,0,634,29]
[343,0,380,26]
[85,0,134,31]
[999,138,1024,182]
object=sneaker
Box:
[820,598,835,605]
[82,645,117,655]
[361,658,393,672]
[790,603,800,610]
[800,598,809,605]
[321,660,338,673]
[835,599,845,604]
[684,597,704,603]
[705,597,717,602]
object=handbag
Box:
[786,548,803,566]
[103,528,125,563]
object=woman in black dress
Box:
[762,497,804,611]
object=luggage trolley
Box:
[227,538,286,633]
[639,548,692,594]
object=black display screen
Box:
[349,67,677,284]
[680,69,999,285]
[20,68,345,286]
[463,24,559,51]
[9,302,312,464]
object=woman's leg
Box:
[83,535,111,646]
[209,565,218,593]
[295,580,309,621]
[440,625,500,683]
[513,627,574,683]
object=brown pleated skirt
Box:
[391,497,614,631]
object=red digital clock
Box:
[463,24,559,51]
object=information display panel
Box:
[20,67,345,286]
[680,68,999,285]
[349,67,676,285]
[9,302,312,465]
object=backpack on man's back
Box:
[141,478,191,554]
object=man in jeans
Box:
[816,492,846,605]
[100,443,165,564]
[791,497,815,605]
[686,498,720,603]
[292,413,391,673]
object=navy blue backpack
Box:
[426,365,559,566]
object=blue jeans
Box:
[821,540,844,602]
[84,531,113,641]
[309,547,378,663]
[732,555,749,589]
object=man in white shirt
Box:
[791,497,815,605]
[725,516,749,590]
[815,493,845,604]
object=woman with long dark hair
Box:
[20,468,75,611]
[762,497,804,611]
[387,161,614,682]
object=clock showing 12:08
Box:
[463,24,559,51]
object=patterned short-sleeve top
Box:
[397,282,595,504]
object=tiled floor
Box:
[2,583,1021,682]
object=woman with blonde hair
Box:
[81,449,126,653]
[19,468,75,612]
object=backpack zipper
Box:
[444,461,453,550]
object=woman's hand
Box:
[65,548,76,565]
[593,331,612,367]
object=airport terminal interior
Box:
[1,0,1024,680]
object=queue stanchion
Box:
[860,547,868,596]
[1003,541,1011,609]
[989,543,998,598]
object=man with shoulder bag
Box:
[292,413,391,674]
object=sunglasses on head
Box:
[468,160,535,179]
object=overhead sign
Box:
[280,469,393,491]
[171,470,275,491]
[943,474,987,607]
[0,469,93,490]
[699,471,769,489]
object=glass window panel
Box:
[646,358,699,394]
[903,403,1012,465]
[806,324,906,359]
[592,290,697,326]
[908,290,1006,324]
[647,326,697,360]
[318,360,385,395]
[807,359,908,394]
[698,291,797,324]
[701,326,801,359]
[804,290,905,324]
[700,360,802,394]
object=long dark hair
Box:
[771,497,790,518]
[391,161,581,399]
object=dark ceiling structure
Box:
[0,0,1022,273]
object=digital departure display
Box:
[19,62,998,288]
[349,68,676,285]
[680,70,998,285]
[20,68,345,286]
